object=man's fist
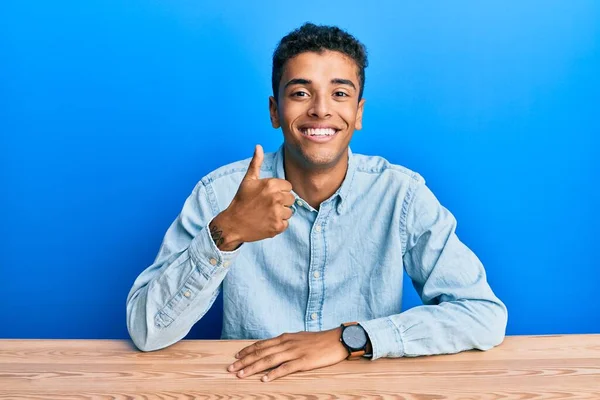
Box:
[209,145,295,251]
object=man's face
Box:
[269,50,365,169]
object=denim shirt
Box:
[126,145,508,359]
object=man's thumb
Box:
[244,144,264,180]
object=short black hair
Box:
[272,23,368,102]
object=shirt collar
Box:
[273,144,357,215]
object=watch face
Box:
[342,325,367,350]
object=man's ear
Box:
[269,96,280,129]
[354,98,365,130]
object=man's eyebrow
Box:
[284,78,311,89]
[283,78,357,91]
[331,78,356,90]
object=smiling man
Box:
[126,23,508,382]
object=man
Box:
[126,23,507,382]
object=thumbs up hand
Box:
[208,145,295,251]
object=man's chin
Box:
[299,149,344,169]
[284,140,348,170]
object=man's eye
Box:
[292,91,308,97]
[334,91,349,97]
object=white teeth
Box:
[302,128,336,136]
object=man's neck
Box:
[283,147,349,210]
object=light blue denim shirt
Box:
[126,145,507,359]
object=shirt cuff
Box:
[359,316,405,360]
[188,218,243,278]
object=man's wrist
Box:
[210,211,243,252]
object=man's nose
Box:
[308,93,332,118]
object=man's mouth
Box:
[300,127,338,137]
[298,128,340,143]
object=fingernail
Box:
[235,353,240,358]
[227,365,234,372]
[262,375,269,382]
[238,369,244,377]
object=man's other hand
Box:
[227,328,349,382]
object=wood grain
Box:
[1,335,599,399]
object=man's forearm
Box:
[127,221,237,352]
[359,298,507,360]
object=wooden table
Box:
[1,335,599,399]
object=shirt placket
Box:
[305,201,329,332]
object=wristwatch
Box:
[340,322,373,359]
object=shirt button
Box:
[315,225,322,233]
[183,290,191,298]
[311,313,318,320]
[313,271,320,278]
[209,258,218,266]
[296,200,303,207]
[223,261,230,268]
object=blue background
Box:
[1,1,598,340]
